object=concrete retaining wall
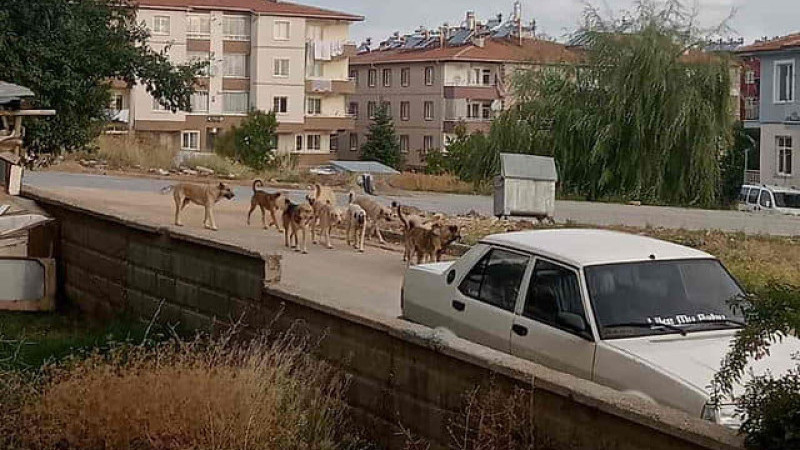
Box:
[25,187,742,450]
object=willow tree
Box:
[508,0,733,207]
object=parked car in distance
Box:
[401,229,799,427]
[739,184,800,216]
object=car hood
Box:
[606,330,800,396]
[410,261,454,275]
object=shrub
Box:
[360,103,402,169]
[181,153,246,178]
[215,110,278,171]
[0,332,358,450]
[91,134,178,169]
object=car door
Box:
[758,189,775,212]
[746,187,761,212]
[450,247,531,353]
[510,258,596,380]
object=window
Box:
[349,133,358,151]
[223,53,248,78]
[223,92,249,114]
[307,97,322,115]
[424,66,434,86]
[775,60,795,103]
[423,101,434,120]
[308,61,323,78]
[273,58,289,77]
[368,69,377,87]
[744,70,756,85]
[152,16,170,35]
[330,134,339,151]
[423,135,434,152]
[467,102,480,119]
[401,68,411,87]
[348,102,359,118]
[223,15,250,40]
[187,14,210,38]
[482,68,492,86]
[350,69,359,86]
[523,260,589,336]
[383,68,392,87]
[273,96,288,114]
[738,187,750,203]
[400,135,409,153]
[759,190,773,209]
[777,135,793,176]
[110,93,124,111]
[382,101,391,118]
[458,248,529,312]
[307,134,321,151]
[187,51,210,76]
[296,135,303,151]
[190,91,209,113]
[274,20,290,40]
[181,131,200,151]
[400,101,410,121]
[152,97,170,112]
[367,101,376,119]
[747,187,760,204]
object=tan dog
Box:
[307,183,337,240]
[247,179,288,231]
[346,204,367,253]
[396,204,445,262]
[312,201,343,249]
[398,207,461,265]
[348,191,395,244]
[283,200,315,254]
[161,182,235,231]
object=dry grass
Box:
[181,153,248,178]
[88,134,179,169]
[387,173,478,195]
[0,332,360,450]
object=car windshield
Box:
[774,192,800,209]
[585,259,745,339]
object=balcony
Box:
[745,170,761,185]
[443,119,492,134]
[744,102,760,121]
[305,115,356,131]
[443,85,501,100]
[305,79,356,96]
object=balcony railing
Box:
[745,170,761,185]
[744,103,760,121]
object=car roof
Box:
[480,229,714,267]
[743,185,800,194]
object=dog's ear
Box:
[219,182,226,189]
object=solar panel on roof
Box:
[448,29,472,45]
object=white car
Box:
[739,184,800,216]
[401,229,799,427]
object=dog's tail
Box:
[397,204,412,230]
[253,179,264,193]
[348,190,356,205]
[314,183,323,200]
[160,185,175,195]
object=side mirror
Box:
[557,312,587,333]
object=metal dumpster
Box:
[493,153,557,221]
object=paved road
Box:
[24,171,800,236]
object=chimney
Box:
[466,11,476,31]
[439,25,448,47]
[513,1,522,22]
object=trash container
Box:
[493,153,557,222]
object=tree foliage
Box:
[214,110,278,171]
[0,0,204,153]
[360,104,402,169]
[713,284,800,449]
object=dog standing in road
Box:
[346,203,368,253]
[398,207,461,265]
[349,191,395,244]
[161,182,235,231]
[247,179,288,231]
[282,200,315,254]
[309,199,342,249]
[396,204,445,262]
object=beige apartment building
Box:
[340,10,579,168]
[108,0,362,166]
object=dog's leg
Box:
[247,201,256,226]
[284,223,291,248]
[325,224,333,249]
[301,226,308,254]
[260,205,268,229]
[358,223,366,253]
[269,208,281,232]
[311,215,319,245]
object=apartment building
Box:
[339,8,579,168]
[738,35,800,188]
[108,0,362,166]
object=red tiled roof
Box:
[135,0,363,21]
[350,37,581,65]
[737,34,800,54]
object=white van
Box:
[738,185,800,216]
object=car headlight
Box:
[701,403,742,429]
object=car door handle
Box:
[452,300,465,312]
[512,324,528,337]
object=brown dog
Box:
[348,191,395,244]
[247,179,288,231]
[398,207,460,264]
[396,204,445,262]
[161,182,235,231]
[283,200,315,254]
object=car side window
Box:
[747,188,760,204]
[759,190,772,208]
[739,187,749,202]
[523,260,590,338]
[458,248,529,312]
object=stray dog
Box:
[310,200,342,249]
[349,191,395,244]
[282,201,315,254]
[398,207,460,265]
[346,204,368,253]
[396,204,444,262]
[161,182,235,231]
[307,183,337,240]
[247,179,287,231]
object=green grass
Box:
[0,312,147,370]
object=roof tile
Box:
[136,0,363,21]
[738,33,800,54]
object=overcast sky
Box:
[299,0,797,45]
